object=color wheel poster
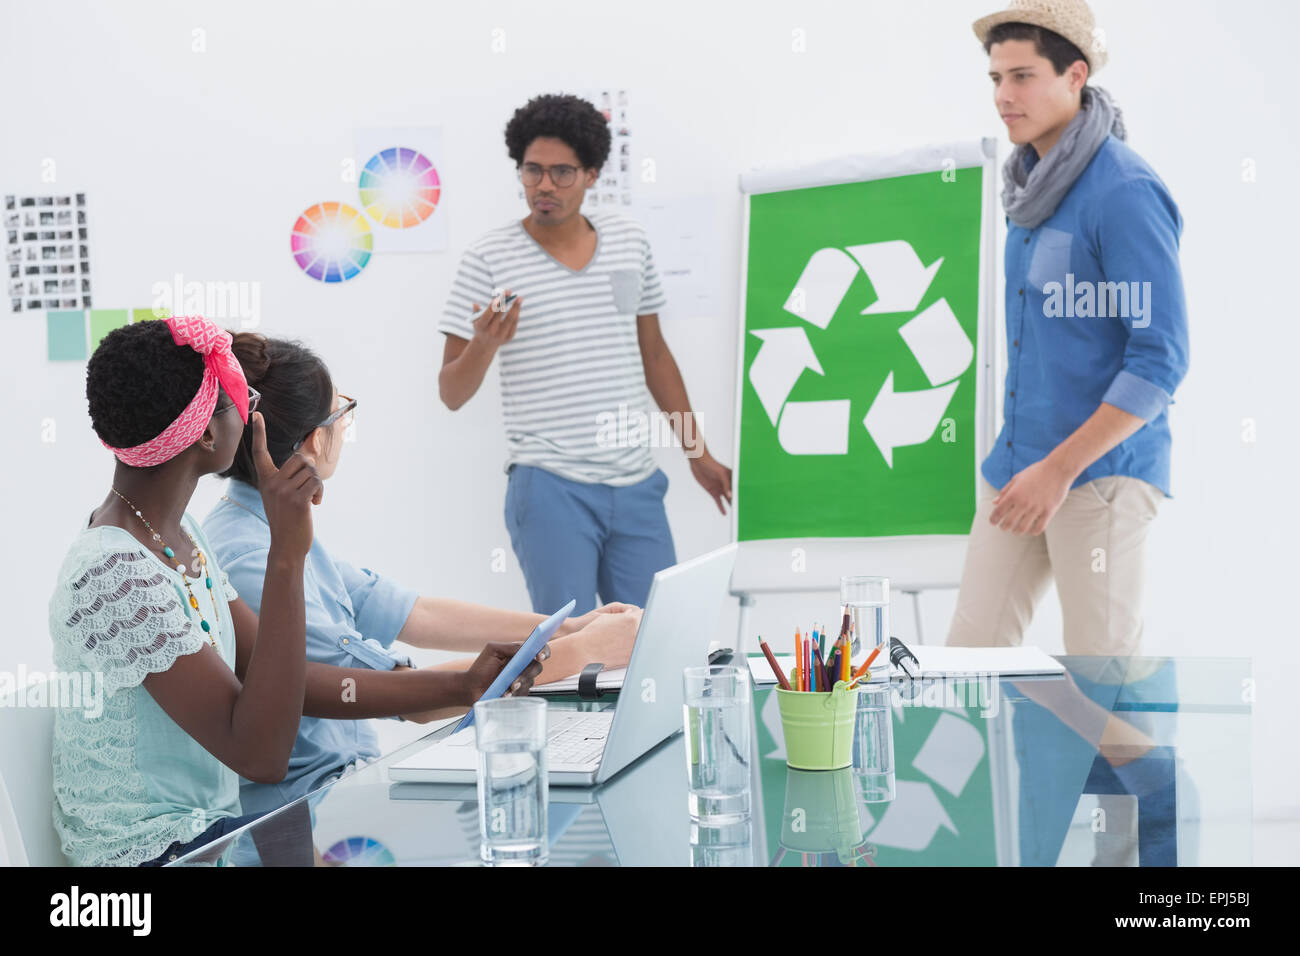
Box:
[351,127,447,253]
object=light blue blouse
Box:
[203,478,419,816]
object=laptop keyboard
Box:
[547,712,613,767]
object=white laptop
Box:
[389,544,738,787]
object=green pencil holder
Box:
[776,681,860,770]
[779,767,865,862]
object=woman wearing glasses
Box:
[204,332,641,817]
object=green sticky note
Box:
[133,307,166,323]
[89,309,130,352]
[47,310,88,361]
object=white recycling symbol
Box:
[748,240,974,466]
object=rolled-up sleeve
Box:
[334,558,419,649]
[1095,177,1191,422]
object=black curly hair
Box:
[86,320,207,457]
[504,94,610,171]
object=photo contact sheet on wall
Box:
[4,192,93,314]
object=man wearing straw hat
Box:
[949,0,1188,655]
[949,0,1191,866]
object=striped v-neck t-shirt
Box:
[439,213,667,485]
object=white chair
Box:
[0,681,66,866]
[0,775,20,865]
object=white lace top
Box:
[49,511,242,866]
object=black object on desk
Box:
[890,637,921,680]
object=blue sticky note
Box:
[47,310,88,361]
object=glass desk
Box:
[172,655,1252,867]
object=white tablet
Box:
[453,598,576,732]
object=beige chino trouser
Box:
[947,474,1164,655]
[948,472,1165,865]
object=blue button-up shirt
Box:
[981,135,1190,497]
[203,478,420,816]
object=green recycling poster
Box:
[738,167,984,541]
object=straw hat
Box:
[973,0,1108,74]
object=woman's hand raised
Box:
[250,411,322,560]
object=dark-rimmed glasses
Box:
[518,163,579,188]
[292,394,357,452]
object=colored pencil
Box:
[852,640,886,679]
[812,642,829,692]
[758,637,790,690]
[794,631,803,691]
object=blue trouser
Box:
[1013,659,1180,866]
[504,464,677,615]
[139,811,264,866]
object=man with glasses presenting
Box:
[439,93,731,615]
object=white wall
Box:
[3,0,1296,824]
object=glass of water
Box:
[689,817,754,867]
[474,696,549,866]
[682,665,751,823]
[841,575,890,675]
[853,680,896,802]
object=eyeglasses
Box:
[291,394,357,452]
[216,385,261,418]
[518,163,579,188]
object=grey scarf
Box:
[1002,85,1127,229]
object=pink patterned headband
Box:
[101,315,250,467]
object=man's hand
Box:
[565,607,642,671]
[990,458,1075,536]
[561,602,638,635]
[690,451,733,515]
[469,291,521,350]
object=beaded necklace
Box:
[110,488,219,648]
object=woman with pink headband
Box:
[49,316,543,866]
